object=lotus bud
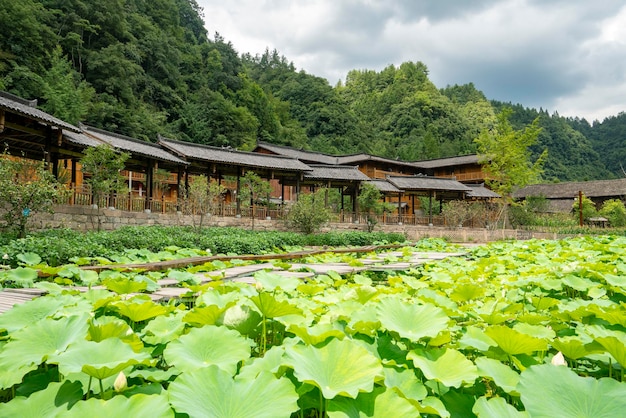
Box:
[255,281,263,292]
[114,371,127,392]
[2,254,8,260]
[551,351,567,366]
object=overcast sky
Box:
[196,0,626,122]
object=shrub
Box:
[600,199,626,227]
[285,189,331,234]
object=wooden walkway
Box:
[0,249,465,314]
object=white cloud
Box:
[196,0,626,121]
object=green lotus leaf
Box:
[163,325,252,374]
[485,325,548,355]
[57,264,81,279]
[518,364,626,417]
[344,285,379,304]
[238,344,288,380]
[408,348,478,388]
[0,295,76,333]
[472,396,529,417]
[250,292,303,319]
[16,252,42,266]
[530,296,559,311]
[0,381,82,418]
[221,304,262,336]
[102,277,147,294]
[129,367,180,383]
[183,304,228,327]
[449,283,485,302]
[285,338,383,399]
[65,394,173,418]
[475,357,520,395]
[592,306,626,327]
[416,396,450,418]
[254,269,300,292]
[112,300,172,323]
[562,274,596,292]
[327,386,419,417]
[512,323,555,340]
[288,322,345,345]
[88,316,144,351]
[551,337,593,360]
[595,336,626,368]
[78,269,100,286]
[49,338,150,380]
[166,269,200,285]
[383,367,428,402]
[458,326,497,352]
[376,296,449,341]
[168,365,298,418]
[196,290,242,308]
[601,273,626,288]
[141,311,187,345]
[0,314,89,388]
[6,267,38,285]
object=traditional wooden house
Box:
[513,179,626,213]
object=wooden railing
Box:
[56,187,488,227]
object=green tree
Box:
[357,183,395,232]
[286,188,331,234]
[475,108,547,227]
[182,175,226,229]
[238,172,271,230]
[572,193,597,223]
[599,199,626,227]
[41,47,94,125]
[80,145,129,208]
[0,152,61,238]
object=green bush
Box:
[599,199,626,227]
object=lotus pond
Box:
[1,236,626,417]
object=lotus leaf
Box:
[472,396,529,417]
[254,269,301,292]
[285,338,384,399]
[168,365,298,418]
[64,393,173,417]
[0,381,82,418]
[376,296,449,341]
[88,316,144,351]
[251,292,303,318]
[408,348,478,388]
[382,367,428,402]
[0,295,76,333]
[141,311,187,345]
[16,252,42,266]
[112,300,173,323]
[221,304,262,336]
[458,326,497,352]
[163,325,252,374]
[327,386,418,417]
[6,267,38,285]
[485,325,548,355]
[595,336,626,368]
[0,314,89,388]
[475,357,520,394]
[49,338,150,380]
[102,277,147,294]
[288,323,346,345]
[518,364,626,417]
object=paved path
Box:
[0,250,465,313]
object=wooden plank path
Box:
[0,248,466,313]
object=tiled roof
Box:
[366,179,403,193]
[336,153,418,169]
[387,176,472,192]
[413,154,480,169]
[513,178,626,199]
[466,184,501,198]
[303,165,371,181]
[63,131,106,148]
[160,138,311,171]
[255,141,340,165]
[82,126,187,165]
[0,91,80,132]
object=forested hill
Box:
[0,0,623,181]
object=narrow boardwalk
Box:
[0,248,465,313]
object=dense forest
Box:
[1,0,623,181]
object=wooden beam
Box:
[4,121,47,137]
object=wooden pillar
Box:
[428,190,434,226]
[236,169,242,216]
[145,160,154,210]
[296,175,301,201]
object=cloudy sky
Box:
[196,0,626,122]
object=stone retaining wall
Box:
[27,205,560,243]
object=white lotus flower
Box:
[114,371,127,392]
[551,351,567,366]
[2,254,8,260]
